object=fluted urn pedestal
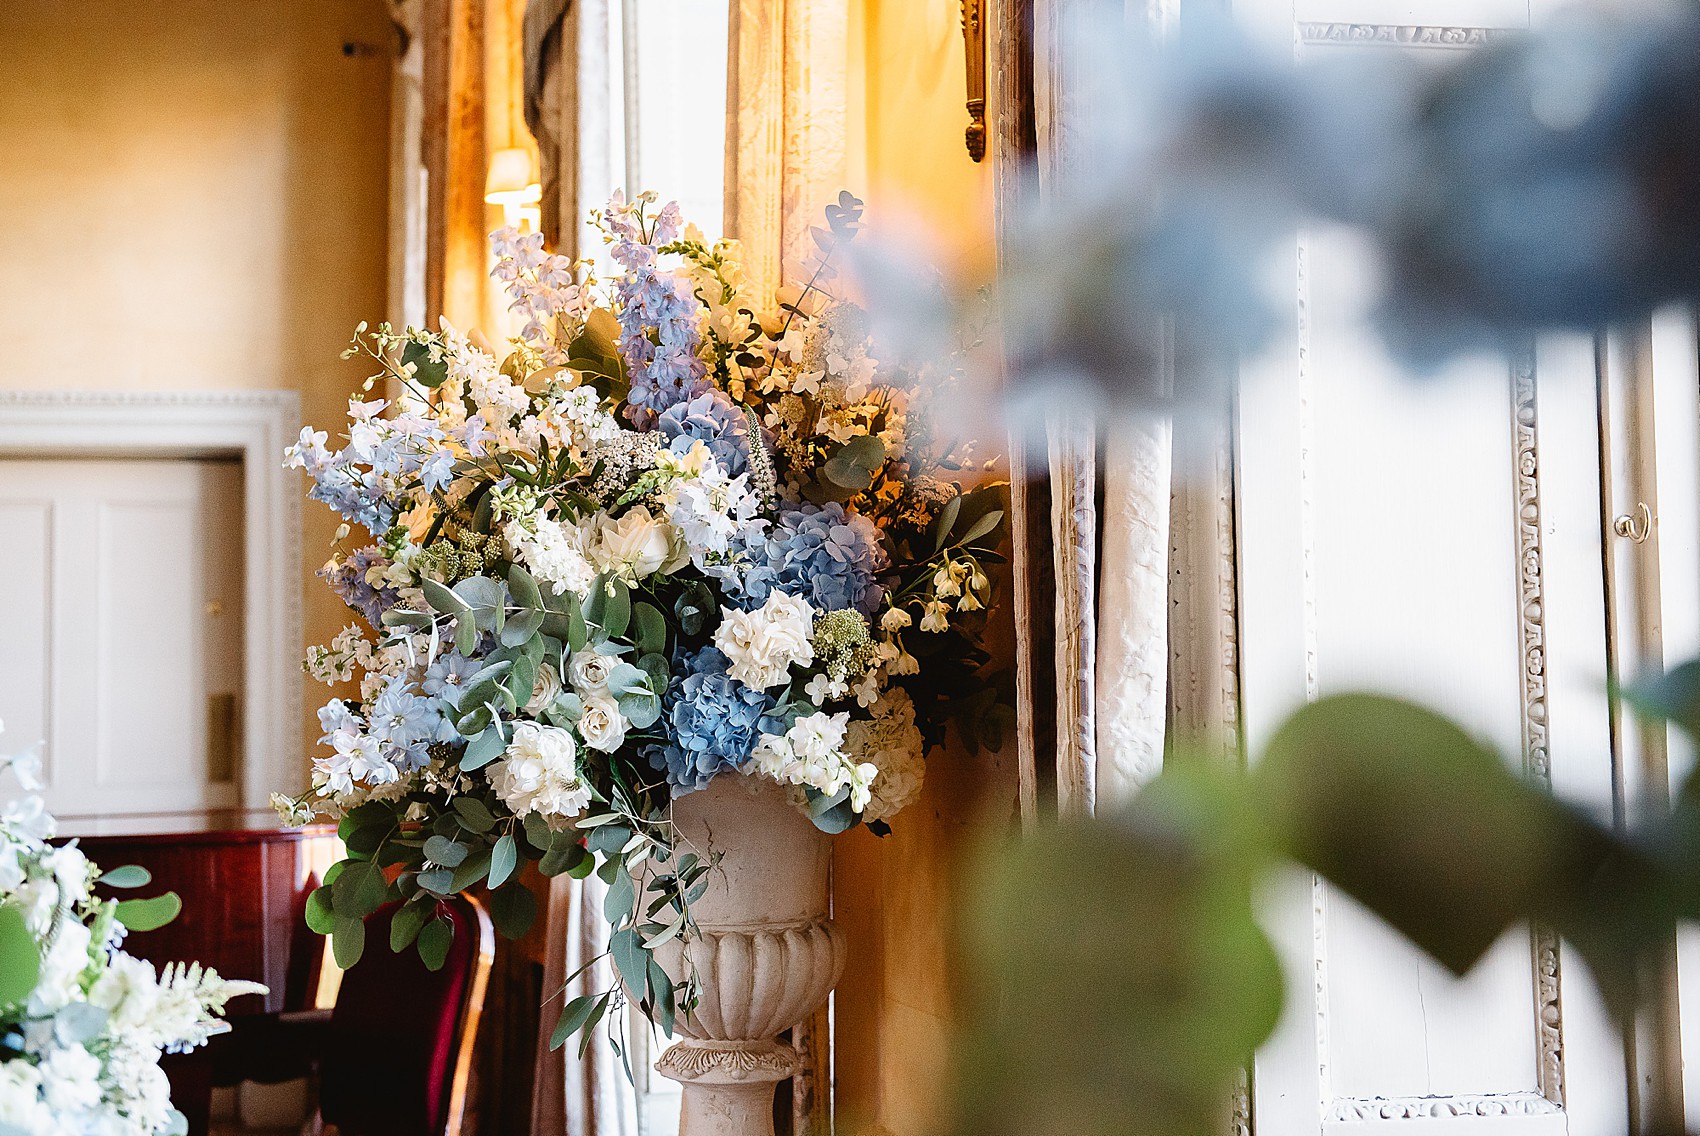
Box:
[642,774,845,1136]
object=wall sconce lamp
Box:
[485,146,543,230]
[961,0,987,161]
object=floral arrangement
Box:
[0,727,265,1136]
[274,191,1011,1049]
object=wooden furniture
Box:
[60,810,336,1016]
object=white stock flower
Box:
[506,517,596,598]
[32,919,91,1012]
[523,663,563,716]
[89,952,163,1039]
[488,722,589,820]
[751,711,878,814]
[713,591,816,690]
[576,693,629,754]
[38,1044,101,1114]
[589,507,684,581]
[0,1061,48,1136]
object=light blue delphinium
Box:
[644,646,784,793]
[320,547,400,628]
[366,675,444,771]
[722,502,888,616]
[422,652,482,699]
[605,196,711,428]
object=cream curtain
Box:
[723,0,850,301]
[1021,0,1173,816]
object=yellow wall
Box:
[0,0,394,753]
[836,5,1009,1135]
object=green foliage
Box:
[96,865,152,889]
[113,892,182,933]
[0,906,40,1009]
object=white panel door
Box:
[1229,4,1636,1132]
[0,458,244,817]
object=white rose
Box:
[523,663,563,716]
[568,649,618,695]
[576,693,629,754]
[590,507,683,580]
[713,591,816,690]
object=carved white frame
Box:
[0,390,304,809]
[1270,23,1565,1131]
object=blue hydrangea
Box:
[321,547,399,628]
[644,647,784,793]
[723,502,888,616]
[657,389,753,476]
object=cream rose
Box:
[523,662,563,716]
[577,692,629,753]
[568,648,618,695]
[589,506,684,580]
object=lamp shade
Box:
[485,147,541,206]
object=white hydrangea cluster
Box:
[488,721,590,821]
[714,591,816,690]
[0,725,265,1136]
[750,711,878,813]
[844,689,926,824]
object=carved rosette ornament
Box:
[638,775,846,1136]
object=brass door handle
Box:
[1613,502,1653,544]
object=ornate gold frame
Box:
[961,0,987,161]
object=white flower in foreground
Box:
[714,591,816,690]
[845,689,927,824]
[878,606,912,632]
[32,919,92,1012]
[577,692,629,754]
[0,1062,49,1136]
[751,711,878,814]
[38,1044,101,1114]
[489,722,589,820]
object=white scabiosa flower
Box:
[714,591,816,690]
[488,722,589,820]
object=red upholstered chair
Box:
[318,894,495,1136]
[209,894,495,1136]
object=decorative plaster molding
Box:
[0,389,304,809]
[1298,23,1520,49]
[1326,1092,1562,1121]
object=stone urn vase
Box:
[641,773,845,1136]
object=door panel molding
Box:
[0,390,302,810]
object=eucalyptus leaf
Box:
[461,725,509,771]
[603,868,637,923]
[822,436,886,490]
[305,886,336,934]
[609,927,647,993]
[930,494,964,554]
[401,337,449,388]
[632,602,667,655]
[424,835,468,868]
[451,847,493,891]
[549,994,603,1051]
[507,563,544,611]
[332,915,366,969]
[390,900,428,951]
[416,868,454,895]
[97,865,152,889]
[958,509,1005,547]
[454,797,498,833]
[114,892,183,932]
[423,578,472,617]
[489,835,519,890]
[489,883,538,939]
[418,916,453,971]
[0,907,40,1009]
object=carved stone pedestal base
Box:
[659,1040,800,1136]
[638,776,845,1136]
